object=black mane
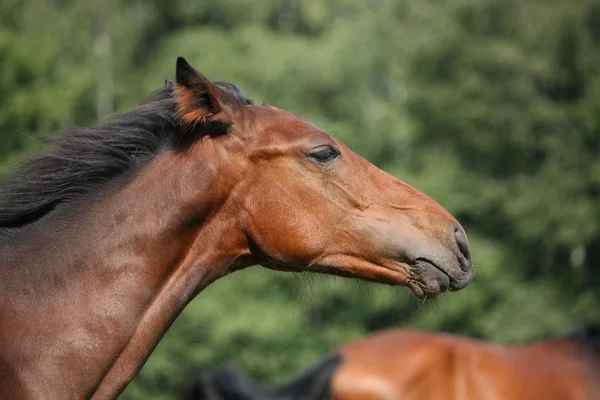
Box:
[0,82,252,230]
[573,323,600,352]
[181,354,342,400]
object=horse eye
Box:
[308,147,340,163]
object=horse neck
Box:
[0,149,249,399]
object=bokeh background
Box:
[1,0,599,398]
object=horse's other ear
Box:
[174,57,236,133]
[275,353,343,399]
[164,78,175,91]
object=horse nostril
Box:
[453,225,471,269]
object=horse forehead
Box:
[252,105,322,133]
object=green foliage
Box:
[401,0,600,269]
[1,1,598,399]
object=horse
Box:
[0,57,472,399]
[331,325,600,399]
[180,354,343,400]
[186,325,600,399]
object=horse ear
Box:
[164,78,175,91]
[174,57,235,133]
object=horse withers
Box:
[0,58,472,399]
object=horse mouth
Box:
[410,258,470,299]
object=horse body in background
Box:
[332,326,600,399]
[186,326,600,400]
[0,58,472,399]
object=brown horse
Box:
[185,325,600,400]
[0,57,472,399]
[332,326,600,399]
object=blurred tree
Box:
[398,0,600,290]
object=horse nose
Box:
[452,224,471,271]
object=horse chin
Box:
[261,258,449,300]
[409,260,453,299]
[408,283,445,300]
[407,282,427,299]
